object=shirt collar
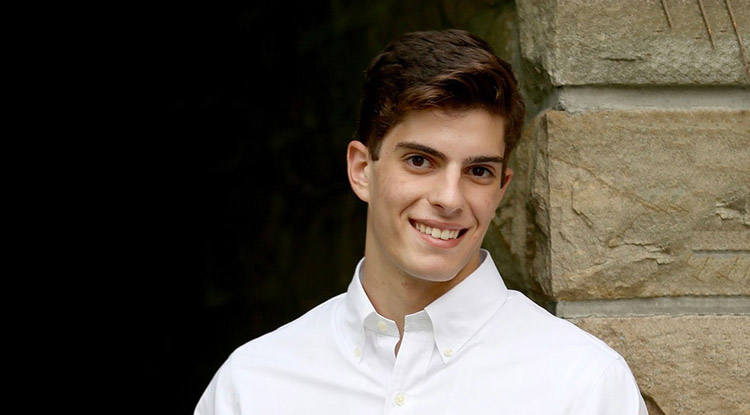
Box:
[341,258,375,362]
[341,250,509,363]
[424,250,509,363]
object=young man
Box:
[195,29,648,414]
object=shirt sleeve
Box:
[194,357,241,415]
[573,357,649,415]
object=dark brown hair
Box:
[355,29,525,166]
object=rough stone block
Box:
[489,110,750,301]
[517,0,750,86]
[572,315,750,415]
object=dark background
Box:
[134,2,453,413]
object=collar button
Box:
[377,321,387,332]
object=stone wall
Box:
[481,1,750,413]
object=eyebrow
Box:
[466,155,504,165]
[395,141,504,165]
[395,142,446,160]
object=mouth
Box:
[410,220,467,241]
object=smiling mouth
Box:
[411,221,467,240]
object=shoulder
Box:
[475,290,646,412]
[194,294,349,414]
[495,290,622,361]
[476,291,631,389]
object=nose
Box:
[427,170,465,216]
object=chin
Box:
[402,255,470,284]
[410,271,459,283]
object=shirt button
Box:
[377,321,387,332]
[395,393,407,406]
[443,347,453,357]
[354,347,361,357]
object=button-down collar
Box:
[341,249,509,364]
[340,258,375,362]
[424,250,508,363]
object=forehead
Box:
[382,109,507,157]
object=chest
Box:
[236,331,577,415]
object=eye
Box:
[406,155,431,169]
[469,166,494,178]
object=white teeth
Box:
[414,222,461,240]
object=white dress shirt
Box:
[195,250,647,414]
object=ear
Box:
[347,140,372,203]
[496,167,514,204]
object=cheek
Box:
[377,171,421,204]
[470,191,503,222]
[370,180,410,225]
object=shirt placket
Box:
[382,322,434,414]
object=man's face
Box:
[349,109,511,286]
